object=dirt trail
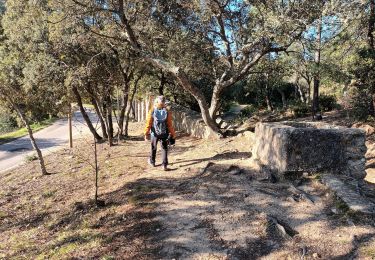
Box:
[1,122,375,259]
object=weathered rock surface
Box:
[321,175,375,214]
[251,121,374,214]
[251,121,367,180]
[352,123,375,136]
[172,105,221,139]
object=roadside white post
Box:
[137,101,141,122]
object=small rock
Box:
[331,208,338,214]
[313,252,320,258]
[347,219,355,226]
[275,223,289,238]
[156,228,160,232]
[302,172,309,177]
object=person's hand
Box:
[168,135,175,145]
[145,134,150,141]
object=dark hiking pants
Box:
[150,135,168,166]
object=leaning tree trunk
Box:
[124,75,141,137]
[144,57,221,135]
[13,104,48,175]
[296,84,306,103]
[85,84,108,139]
[90,97,108,139]
[72,86,103,141]
[312,17,322,120]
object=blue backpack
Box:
[152,108,169,139]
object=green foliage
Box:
[290,103,310,117]
[0,106,17,133]
[319,94,339,112]
[0,117,57,144]
[25,154,38,162]
[341,47,375,120]
[240,105,257,118]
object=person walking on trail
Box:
[144,96,176,171]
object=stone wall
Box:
[171,105,220,139]
[251,121,367,180]
[130,100,218,139]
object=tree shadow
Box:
[3,160,375,259]
[0,211,52,233]
[176,151,252,167]
[331,233,375,260]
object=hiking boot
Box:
[148,158,155,167]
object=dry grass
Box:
[1,121,375,259]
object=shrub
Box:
[319,94,339,112]
[25,154,38,162]
[341,84,371,120]
[240,105,257,118]
[0,111,17,134]
[290,103,310,117]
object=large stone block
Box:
[251,121,366,180]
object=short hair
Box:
[154,96,166,104]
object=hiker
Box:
[144,96,176,171]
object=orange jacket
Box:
[144,107,176,138]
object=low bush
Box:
[319,94,339,112]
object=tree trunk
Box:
[312,18,322,120]
[368,0,375,116]
[265,86,273,111]
[208,83,223,120]
[124,74,142,136]
[13,104,48,175]
[312,79,320,119]
[369,94,375,117]
[368,0,375,50]
[72,86,103,141]
[296,84,306,103]
[307,79,312,104]
[85,83,108,139]
[118,82,130,136]
[278,89,287,109]
[144,57,221,135]
[265,73,273,111]
[158,71,166,95]
[91,97,108,139]
[105,95,114,146]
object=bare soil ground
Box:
[1,121,375,259]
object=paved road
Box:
[0,111,100,173]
